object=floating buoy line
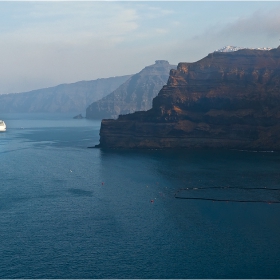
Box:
[174,186,280,204]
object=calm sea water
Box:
[0,113,280,279]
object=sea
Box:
[0,113,280,279]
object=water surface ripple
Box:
[0,113,280,278]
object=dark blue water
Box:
[0,113,280,279]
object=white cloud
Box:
[177,5,280,59]
[171,21,180,27]
[4,4,139,44]
[219,8,280,39]
[0,2,143,94]
[154,28,169,35]
[145,6,174,18]
[194,5,280,48]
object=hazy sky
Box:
[1,1,280,95]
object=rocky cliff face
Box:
[97,47,280,150]
[86,60,176,119]
[0,75,131,113]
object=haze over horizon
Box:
[1,1,280,95]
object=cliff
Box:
[97,46,280,150]
[0,75,131,113]
[86,60,176,119]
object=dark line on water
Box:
[175,196,280,203]
[177,186,280,191]
[175,186,280,204]
[0,147,30,154]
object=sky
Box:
[1,1,280,95]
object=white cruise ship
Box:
[0,120,6,131]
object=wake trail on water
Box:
[174,186,280,204]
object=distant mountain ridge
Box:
[86,60,176,119]
[0,75,132,113]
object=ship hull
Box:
[0,120,6,131]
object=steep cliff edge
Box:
[97,47,280,150]
[86,60,176,119]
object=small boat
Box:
[0,120,6,132]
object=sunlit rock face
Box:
[86,60,176,119]
[97,46,280,150]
